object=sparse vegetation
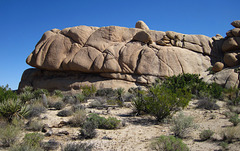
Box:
[171,112,197,138]
[81,85,97,97]
[150,135,189,151]
[0,122,21,147]
[57,109,73,117]
[229,113,240,126]
[68,109,87,127]
[25,120,43,131]
[0,85,17,103]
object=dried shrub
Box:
[0,123,21,147]
[196,99,220,110]
[171,112,197,138]
[25,120,43,131]
[63,142,93,151]
[221,126,240,143]
[68,110,87,127]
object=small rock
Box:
[133,31,152,44]
[212,62,224,72]
[45,128,53,137]
[135,20,149,30]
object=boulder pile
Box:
[19,20,240,91]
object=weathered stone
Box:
[212,62,224,72]
[232,28,240,37]
[226,30,234,37]
[133,31,152,43]
[231,20,240,28]
[135,20,149,30]
[224,53,239,67]
[222,37,240,52]
[212,34,223,41]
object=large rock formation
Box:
[19,21,240,91]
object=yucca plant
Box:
[0,99,30,122]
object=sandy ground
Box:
[1,99,240,151]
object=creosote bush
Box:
[81,85,97,97]
[150,135,189,151]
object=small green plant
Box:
[199,129,214,141]
[0,99,30,122]
[22,132,44,148]
[81,85,97,97]
[229,113,240,126]
[63,142,93,151]
[75,94,86,103]
[150,135,189,151]
[19,91,34,102]
[57,109,73,117]
[219,142,229,151]
[69,110,87,127]
[0,123,21,147]
[171,112,197,138]
[53,90,63,98]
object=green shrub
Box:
[131,90,147,115]
[199,130,214,141]
[0,99,30,122]
[87,113,120,129]
[75,94,86,103]
[19,91,34,102]
[57,109,73,117]
[69,110,87,127]
[88,99,106,108]
[150,135,189,151]
[229,113,240,126]
[63,142,93,151]
[81,85,97,97]
[219,142,229,151]
[0,85,17,103]
[0,123,21,147]
[23,132,44,148]
[170,112,196,138]
[145,86,191,121]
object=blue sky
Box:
[0,0,240,90]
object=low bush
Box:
[199,129,214,141]
[63,142,93,151]
[69,110,87,127]
[79,120,97,139]
[0,99,30,122]
[19,91,34,103]
[25,120,43,131]
[229,113,240,126]
[0,123,21,147]
[196,99,220,110]
[26,102,46,118]
[170,112,197,138]
[150,135,189,151]
[88,99,106,109]
[23,132,44,148]
[62,96,77,104]
[87,113,120,129]
[33,89,49,99]
[57,110,73,117]
[71,104,85,112]
[53,90,63,98]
